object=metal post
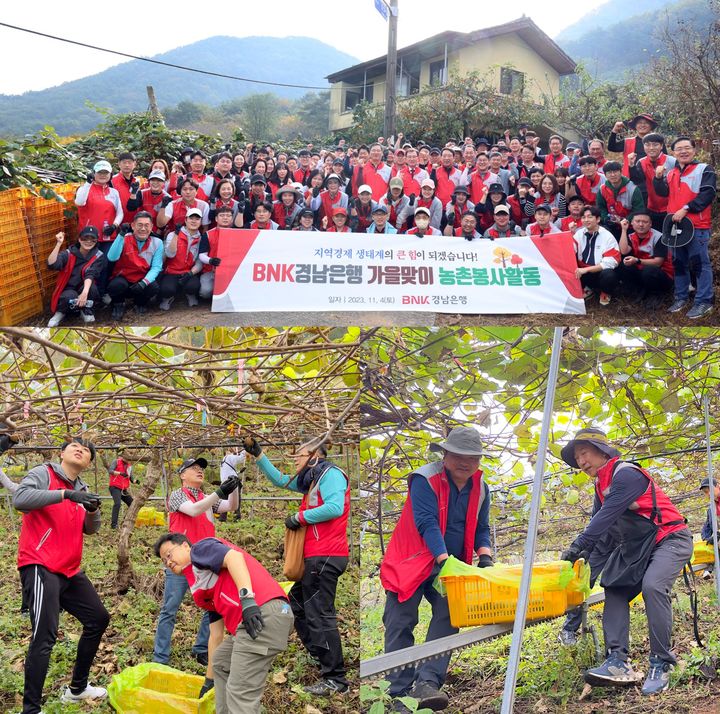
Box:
[500,327,564,714]
[384,0,399,138]
[703,395,720,606]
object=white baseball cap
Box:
[358,184,372,194]
[421,178,435,189]
[93,160,112,173]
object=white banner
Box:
[211,229,586,314]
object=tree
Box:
[163,100,207,128]
[294,91,332,139]
[239,93,280,141]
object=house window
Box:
[429,60,447,87]
[500,67,525,95]
[343,83,373,112]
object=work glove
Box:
[160,195,173,208]
[285,513,302,531]
[0,433,19,454]
[208,257,221,267]
[240,596,265,639]
[477,554,494,568]
[215,476,240,499]
[64,489,101,511]
[242,436,262,457]
[408,193,416,206]
[312,186,321,198]
[119,222,132,236]
[561,542,585,565]
[199,677,214,698]
[103,223,116,237]
[86,171,95,184]
[130,180,140,194]
[128,280,147,296]
[177,271,194,287]
[285,216,294,230]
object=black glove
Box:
[240,596,265,639]
[237,198,246,213]
[242,436,262,457]
[561,542,585,565]
[129,280,146,296]
[199,677,214,698]
[208,257,221,267]
[86,171,95,184]
[160,195,172,208]
[119,222,132,236]
[64,489,101,511]
[177,271,194,287]
[215,476,240,499]
[408,193,416,206]
[130,180,140,194]
[0,433,18,454]
[103,223,116,237]
[312,186,321,198]
[285,216,294,230]
[285,513,302,531]
[477,554,494,568]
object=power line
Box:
[0,21,349,92]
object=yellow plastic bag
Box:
[692,539,715,566]
[107,662,215,714]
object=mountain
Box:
[557,0,713,80]
[0,36,358,136]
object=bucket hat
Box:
[560,427,621,468]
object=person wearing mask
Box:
[243,436,351,696]
[13,438,110,713]
[159,208,204,311]
[415,180,443,231]
[153,457,240,669]
[483,204,524,239]
[406,206,442,237]
[105,211,163,319]
[47,228,107,327]
[653,136,716,319]
[559,428,693,695]
[380,427,492,712]
[107,452,138,529]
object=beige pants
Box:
[212,598,294,714]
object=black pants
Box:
[20,565,110,714]
[649,210,666,233]
[95,241,114,295]
[581,268,619,296]
[107,276,159,306]
[288,555,348,685]
[618,263,673,297]
[159,273,200,299]
[109,485,133,528]
[56,284,100,314]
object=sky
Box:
[0,0,607,96]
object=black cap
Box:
[487,183,504,194]
[453,185,470,195]
[475,137,490,146]
[300,208,314,218]
[181,146,195,155]
[177,457,208,474]
[79,226,99,239]
[250,174,267,185]
[429,147,441,155]
[517,177,532,187]
[534,202,552,214]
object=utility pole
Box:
[383,0,399,139]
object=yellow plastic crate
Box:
[442,574,569,627]
[692,540,715,566]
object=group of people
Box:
[0,432,352,714]
[379,425,711,712]
[48,115,715,325]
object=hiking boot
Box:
[47,311,65,327]
[303,678,348,695]
[667,298,687,313]
[409,680,449,711]
[641,656,673,695]
[158,297,174,311]
[111,304,125,321]
[599,292,611,306]
[584,654,639,686]
[186,293,199,307]
[687,302,713,319]
[558,628,578,646]
[583,287,594,299]
[80,309,95,323]
[60,684,107,702]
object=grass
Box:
[0,493,360,713]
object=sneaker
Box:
[47,311,65,327]
[409,680,449,711]
[158,297,174,311]
[111,304,125,321]
[303,678,349,695]
[599,292,611,306]
[102,293,112,306]
[584,654,639,687]
[583,287,594,299]
[193,651,209,666]
[641,656,673,695]
[80,310,95,323]
[60,684,108,702]
[186,294,199,307]
[702,569,713,580]
[687,302,713,319]
[558,628,578,646]
[668,298,688,313]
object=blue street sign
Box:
[375,0,389,20]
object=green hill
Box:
[0,36,358,137]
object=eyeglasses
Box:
[161,544,182,566]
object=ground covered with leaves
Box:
[0,489,360,714]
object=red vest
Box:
[165,229,202,275]
[559,215,581,232]
[50,250,101,312]
[435,166,462,206]
[169,488,216,543]
[398,166,427,196]
[187,537,287,635]
[111,234,159,283]
[596,458,686,544]
[298,464,350,558]
[17,465,86,577]
[189,173,212,201]
[201,227,222,273]
[293,168,312,186]
[137,188,169,230]
[575,173,604,205]
[77,183,119,240]
[271,201,300,229]
[666,162,712,229]
[326,225,351,233]
[629,230,674,278]
[380,462,486,602]
[112,172,142,223]
[599,181,637,219]
[363,162,391,201]
[468,171,492,205]
[527,222,559,237]
[109,457,131,489]
[319,190,346,221]
[485,225,517,239]
[544,153,570,173]
[170,199,204,232]
[506,196,525,226]
[638,154,674,212]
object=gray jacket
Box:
[13,462,101,535]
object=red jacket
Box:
[17,465,86,577]
[543,153,570,174]
[109,457,131,489]
[169,488,216,543]
[434,166,463,206]
[165,228,202,275]
[666,162,712,229]
[575,173,605,205]
[112,172,143,223]
[380,462,486,602]
[637,154,674,212]
[596,458,686,544]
